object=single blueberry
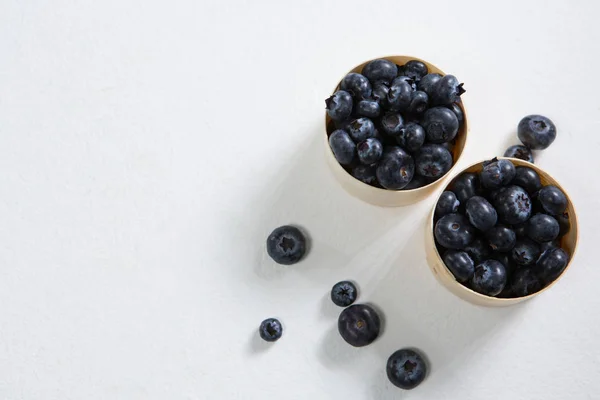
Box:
[486,225,517,252]
[435,191,460,218]
[480,158,516,189]
[392,75,417,91]
[443,250,475,282]
[464,237,492,264]
[537,185,567,215]
[504,145,534,163]
[422,107,459,144]
[536,247,569,284]
[407,91,429,114]
[352,164,377,185]
[449,172,481,204]
[357,138,383,165]
[387,81,413,112]
[527,213,560,243]
[402,174,428,190]
[356,99,381,118]
[372,82,390,108]
[328,130,356,165]
[337,304,381,347]
[403,60,428,80]
[386,348,427,390]
[518,115,556,150]
[325,90,353,121]
[380,113,405,136]
[415,144,453,180]
[347,118,376,142]
[466,196,498,231]
[397,122,426,152]
[556,212,570,237]
[340,72,372,99]
[266,225,307,265]
[447,102,464,125]
[432,74,465,105]
[513,167,542,194]
[259,318,283,342]
[471,259,507,296]
[362,59,398,85]
[539,238,561,254]
[434,213,476,250]
[331,281,358,307]
[417,73,442,97]
[493,185,532,224]
[511,238,540,266]
[490,251,516,276]
[511,267,543,297]
[376,147,415,189]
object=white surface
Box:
[0,0,599,398]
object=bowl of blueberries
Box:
[427,157,578,306]
[325,56,468,207]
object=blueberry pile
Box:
[503,114,557,163]
[435,158,571,298]
[326,58,466,190]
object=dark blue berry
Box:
[357,138,383,165]
[325,90,353,121]
[347,118,376,142]
[480,158,516,189]
[493,185,532,224]
[402,174,428,190]
[376,147,415,189]
[380,113,404,136]
[536,247,569,283]
[266,225,307,265]
[432,75,465,105]
[352,164,377,185]
[518,115,556,150]
[556,212,570,237]
[386,349,427,390]
[415,144,453,180]
[331,281,358,307]
[471,259,507,296]
[539,238,561,254]
[422,107,459,144]
[527,214,559,243]
[513,167,542,194]
[435,191,460,218]
[397,122,425,152]
[340,72,372,99]
[512,222,527,237]
[356,99,381,118]
[511,238,540,266]
[490,252,516,275]
[403,60,428,80]
[372,82,390,108]
[537,185,567,215]
[443,250,475,282]
[447,102,464,125]
[392,75,417,91]
[329,130,355,165]
[449,172,481,204]
[466,196,498,231]
[407,91,429,114]
[464,237,492,264]
[417,73,442,97]
[387,81,413,112]
[362,59,398,85]
[259,318,283,342]
[504,145,534,163]
[511,268,543,297]
[434,213,476,250]
[486,226,516,252]
[337,304,381,347]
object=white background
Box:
[0,0,599,399]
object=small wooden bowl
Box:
[324,55,469,207]
[426,158,579,307]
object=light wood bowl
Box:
[324,55,468,207]
[426,158,579,307]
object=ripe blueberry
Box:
[376,147,415,189]
[527,213,560,243]
[464,237,492,264]
[432,75,465,105]
[357,137,383,165]
[417,73,442,97]
[504,145,534,163]
[480,158,516,189]
[415,144,453,180]
[347,117,376,142]
[435,191,460,218]
[511,238,540,266]
[386,348,427,390]
[536,247,569,283]
[397,122,426,152]
[422,107,459,144]
[387,81,413,112]
[380,113,405,136]
[328,130,355,165]
[356,99,381,118]
[536,185,568,215]
[493,185,532,224]
[511,267,543,297]
[331,281,358,307]
[259,318,283,342]
[486,225,517,252]
[340,72,372,99]
[266,225,307,265]
[471,259,507,297]
[434,213,476,250]
[512,167,542,194]
[362,59,398,84]
[403,60,429,80]
[518,115,556,150]
[443,250,475,282]
[337,304,381,347]
[352,164,377,185]
[325,90,353,121]
[449,172,481,204]
[465,196,498,231]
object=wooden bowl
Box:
[324,55,469,207]
[426,158,579,307]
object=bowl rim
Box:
[324,54,469,194]
[429,157,579,303]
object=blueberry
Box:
[464,237,492,264]
[490,251,516,275]
[511,267,543,297]
[434,213,476,249]
[331,281,358,307]
[449,172,481,204]
[493,185,532,224]
[325,90,353,121]
[471,259,507,296]
[402,174,428,190]
[380,113,405,136]
[536,247,569,283]
[387,81,413,112]
[357,138,383,165]
[432,75,465,106]
[422,107,459,144]
[352,164,377,185]
[466,196,498,231]
[386,349,427,390]
[347,117,376,142]
[480,158,516,189]
[417,73,442,97]
[415,144,453,180]
[340,72,372,99]
[337,304,381,347]
[486,226,517,252]
[266,226,307,265]
[376,147,415,189]
[334,118,352,131]
[259,318,283,342]
[512,167,542,194]
[518,115,556,150]
[435,191,460,218]
[443,250,475,282]
[536,185,567,215]
[392,75,417,91]
[356,99,381,118]
[539,238,561,254]
[527,213,559,243]
[328,130,356,165]
[504,145,534,163]
[397,122,426,152]
[407,91,429,114]
[403,60,428,80]
[512,222,527,237]
[556,212,570,237]
[447,102,464,125]
[511,238,540,266]
[362,59,398,85]
[372,82,390,108]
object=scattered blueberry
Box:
[387,81,413,112]
[266,225,307,265]
[331,281,358,307]
[511,267,543,297]
[493,185,532,224]
[362,58,398,84]
[536,247,569,283]
[403,60,429,80]
[376,147,415,189]
[397,122,426,152]
[337,304,381,347]
[504,145,534,163]
[443,250,475,282]
[357,138,383,165]
[470,259,507,296]
[449,172,481,204]
[435,191,460,218]
[328,130,356,165]
[415,144,453,180]
[434,213,475,249]
[512,167,542,194]
[356,99,381,118]
[407,91,429,114]
[511,238,540,266]
[380,113,405,136]
[259,318,283,342]
[340,72,372,99]
[464,237,492,264]
[486,225,517,252]
[480,158,516,189]
[417,73,442,97]
[527,213,560,243]
[325,90,353,121]
[465,196,498,231]
[422,107,459,144]
[536,185,568,215]
[432,75,465,106]
[518,115,556,150]
[347,117,376,142]
[386,348,427,390]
